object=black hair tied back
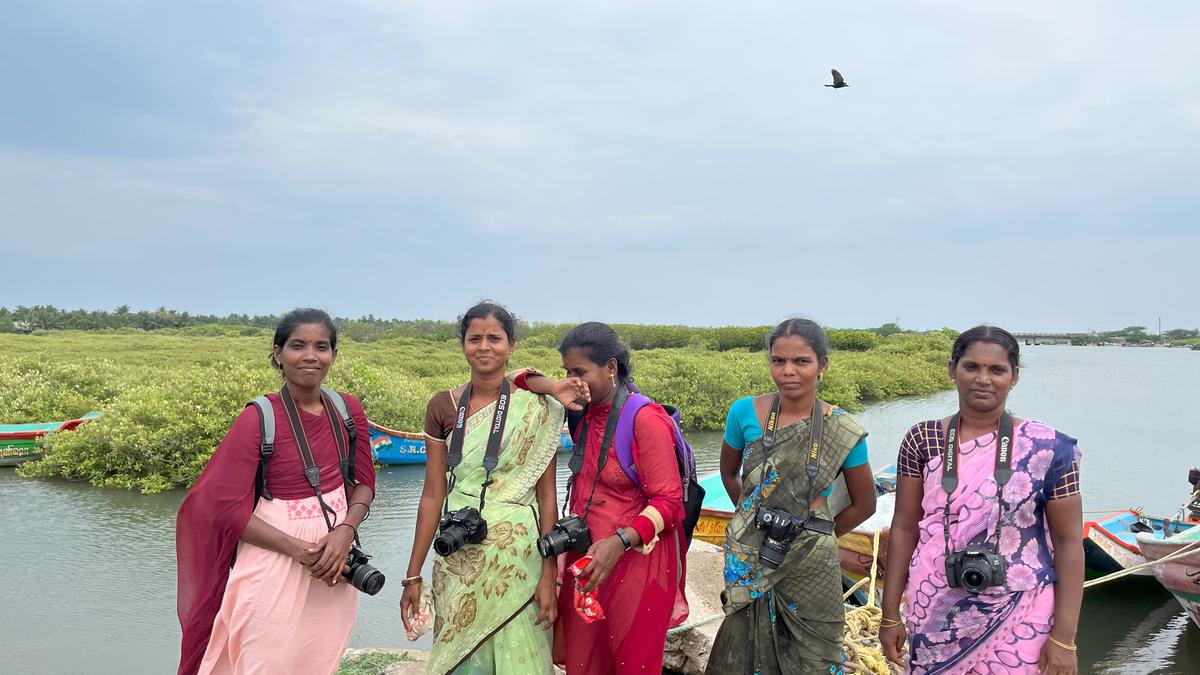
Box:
[457,301,518,344]
[950,325,1020,369]
[765,318,830,362]
[558,322,633,382]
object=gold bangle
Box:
[879,617,904,629]
[1046,635,1077,651]
[401,575,423,587]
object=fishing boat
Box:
[1083,468,1200,579]
[694,463,898,605]
[368,421,575,466]
[1137,525,1200,629]
[1083,512,1200,579]
[0,412,101,467]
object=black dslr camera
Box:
[343,546,385,595]
[945,545,1007,593]
[434,507,488,557]
[537,514,592,559]
[753,506,836,570]
[755,506,803,570]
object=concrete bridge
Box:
[1012,332,1075,345]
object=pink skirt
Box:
[199,487,357,675]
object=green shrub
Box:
[827,328,880,352]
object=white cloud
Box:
[1,1,1198,326]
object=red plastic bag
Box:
[567,555,606,623]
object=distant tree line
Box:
[0,304,917,352]
[1068,325,1200,346]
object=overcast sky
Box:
[3,1,1198,332]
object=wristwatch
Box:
[614,527,633,551]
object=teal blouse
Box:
[723,396,869,497]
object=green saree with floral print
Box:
[429,390,564,675]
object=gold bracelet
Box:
[401,575,423,587]
[879,617,904,629]
[1046,635,1077,651]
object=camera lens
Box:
[537,530,566,559]
[759,540,788,570]
[962,568,985,590]
[350,564,386,595]
[434,525,466,557]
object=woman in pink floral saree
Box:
[880,326,1084,675]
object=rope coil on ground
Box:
[841,528,903,674]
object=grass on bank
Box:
[337,650,417,675]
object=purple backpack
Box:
[608,392,705,545]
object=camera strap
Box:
[445,379,511,515]
[760,394,825,506]
[941,412,1014,560]
[564,383,629,521]
[279,385,354,535]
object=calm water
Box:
[2,346,1199,673]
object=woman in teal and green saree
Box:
[707,319,878,675]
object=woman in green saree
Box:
[401,302,573,674]
[707,319,878,675]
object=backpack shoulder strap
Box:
[320,387,358,483]
[321,388,355,438]
[249,396,275,501]
[613,394,654,486]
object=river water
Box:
[2,346,1198,673]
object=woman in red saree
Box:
[521,322,689,674]
[176,309,376,675]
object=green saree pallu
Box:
[429,390,565,675]
[707,408,867,675]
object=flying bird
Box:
[825,69,848,89]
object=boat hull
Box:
[0,413,100,467]
[368,422,574,466]
[1137,527,1200,630]
[1082,511,1198,578]
[0,438,42,467]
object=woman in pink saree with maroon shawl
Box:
[176,310,376,675]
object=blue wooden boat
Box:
[1082,510,1199,579]
[368,420,574,465]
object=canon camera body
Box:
[945,544,1007,593]
[344,546,385,595]
[434,506,488,557]
[537,514,592,559]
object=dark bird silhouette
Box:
[825,69,848,89]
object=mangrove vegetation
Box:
[0,327,957,492]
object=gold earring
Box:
[610,373,616,385]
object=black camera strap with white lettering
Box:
[564,383,629,522]
[941,411,1014,560]
[445,379,511,515]
[279,385,353,535]
[760,394,825,508]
